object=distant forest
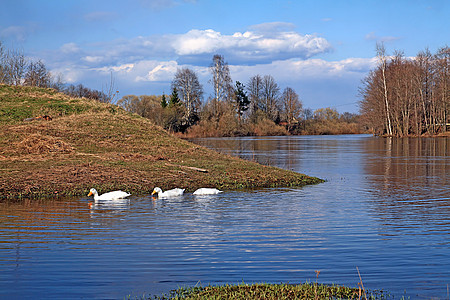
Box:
[360,44,449,137]
[117,54,361,137]
[0,41,361,137]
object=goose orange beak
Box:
[88,191,93,196]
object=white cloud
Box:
[51,23,332,68]
[112,63,135,73]
[50,67,84,83]
[123,60,179,82]
[173,29,222,55]
[170,26,332,63]
[229,57,376,83]
[82,56,105,63]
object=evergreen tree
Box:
[169,87,180,107]
[233,81,250,124]
[161,93,167,108]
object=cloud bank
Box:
[41,23,372,112]
[49,23,332,68]
[172,27,332,64]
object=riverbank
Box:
[0,85,323,200]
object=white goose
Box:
[88,188,131,201]
[193,188,223,195]
[152,187,185,198]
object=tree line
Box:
[360,43,449,136]
[1,41,361,136]
[0,41,116,103]
[118,54,361,136]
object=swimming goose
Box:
[193,188,223,195]
[152,187,185,198]
[88,188,131,201]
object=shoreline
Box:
[0,85,323,201]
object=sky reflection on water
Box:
[0,135,449,299]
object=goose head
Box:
[152,187,162,195]
[88,188,98,197]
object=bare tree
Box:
[281,87,302,128]
[24,59,51,87]
[261,75,280,122]
[0,48,27,85]
[172,67,203,124]
[50,72,65,92]
[117,95,140,112]
[209,54,232,116]
[376,42,393,136]
[64,83,110,102]
[433,46,449,133]
[360,44,449,136]
[0,41,6,83]
[101,71,118,104]
[247,74,263,120]
[414,49,434,133]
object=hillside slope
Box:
[0,85,323,200]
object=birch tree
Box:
[209,54,232,117]
[434,46,449,133]
[376,42,393,136]
[360,45,449,136]
[172,67,203,125]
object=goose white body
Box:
[88,188,131,201]
[152,187,185,198]
[193,188,223,195]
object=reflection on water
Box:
[0,135,449,299]
[190,135,450,298]
[89,198,130,211]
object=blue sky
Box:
[1,0,448,113]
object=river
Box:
[0,134,449,299]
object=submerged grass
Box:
[0,85,323,200]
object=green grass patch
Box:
[138,282,394,300]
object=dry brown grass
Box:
[0,85,323,200]
[16,134,74,154]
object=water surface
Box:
[0,134,449,299]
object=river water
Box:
[0,134,449,299]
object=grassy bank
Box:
[139,282,392,299]
[0,84,323,200]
